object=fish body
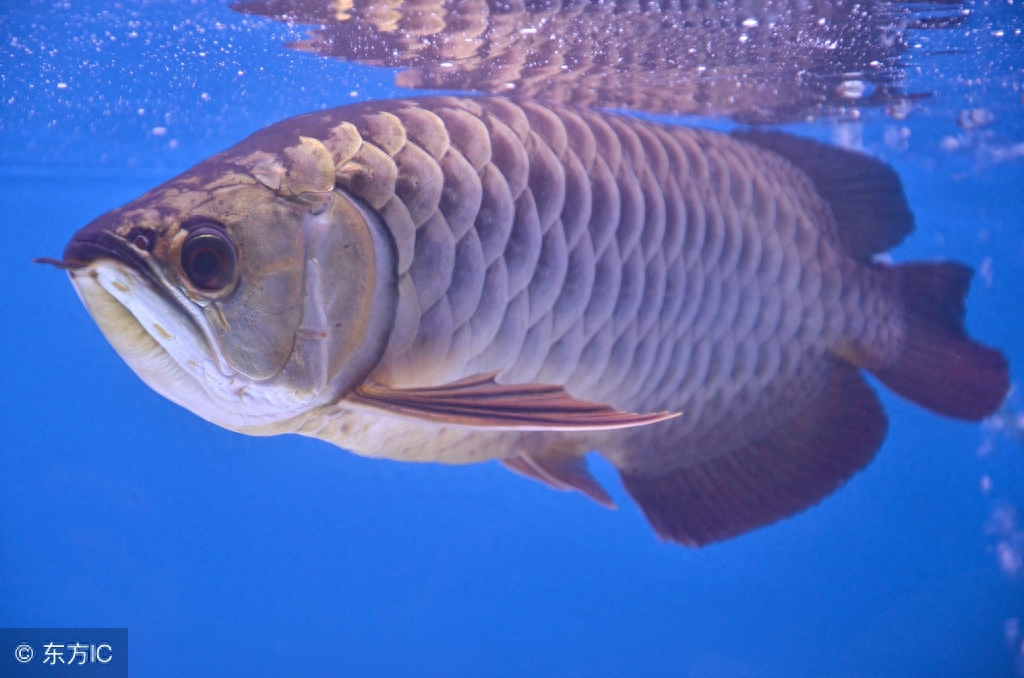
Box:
[59,96,1008,545]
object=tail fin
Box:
[872,261,1008,420]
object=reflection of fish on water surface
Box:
[49,96,1008,546]
[232,0,968,123]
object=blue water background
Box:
[2,1,1023,675]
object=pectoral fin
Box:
[346,372,677,431]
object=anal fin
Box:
[619,361,888,547]
[346,372,677,431]
[502,453,616,509]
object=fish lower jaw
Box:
[68,262,319,432]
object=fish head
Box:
[58,133,397,434]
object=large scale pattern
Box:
[317,97,902,466]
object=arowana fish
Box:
[47,96,1009,546]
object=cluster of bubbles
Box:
[979,386,1024,674]
[2,1,376,170]
[1007,617,1024,678]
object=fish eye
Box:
[180,224,236,292]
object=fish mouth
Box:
[59,226,219,382]
[35,226,158,274]
[58,228,275,431]
[63,226,155,276]
[66,260,234,421]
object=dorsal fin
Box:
[618,360,887,547]
[733,130,914,260]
